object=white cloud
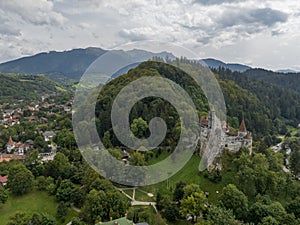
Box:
[0,0,299,70]
[0,0,66,26]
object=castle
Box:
[200,108,252,155]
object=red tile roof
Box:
[0,175,8,184]
[7,136,14,145]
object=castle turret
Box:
[209,106,215,129]
[238,119,247,137]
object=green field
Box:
[0,191,78,225]
[139,155,225,204]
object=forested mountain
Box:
[216,68,300,126]
[244,68,300,94]
[0,73,64,101]
[93,60,300,144]
[95,61,209,148]
[0,48,107,82]
[0,48,174,82]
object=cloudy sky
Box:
[0,0,299,70]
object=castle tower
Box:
[238,119,247,137]
[209,106,216,129]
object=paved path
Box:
[71,203,81,213]
[118,187,158,213]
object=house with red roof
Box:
[0,175,8,186]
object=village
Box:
[0,93,74,169]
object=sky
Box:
[0,0,299,70]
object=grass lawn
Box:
[134,189,155,202]
[139,155,225,204]
[0,191,78,225]
[288,125,299,137]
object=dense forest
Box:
[95,60,300,144]
[244,68,300,94]
[0,73,64,102]
[214,67,300,137]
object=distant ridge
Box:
[0,48,175,82]
[201,58,251,72]
[276,69,299,73]
[0,47,107,82]
[1,47,298,84]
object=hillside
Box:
[93,60,300,145]
[0,73,65,102]
[244,68,300,94]
[95,61,209,147]
[213,68,300,138]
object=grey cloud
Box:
[193,0,242,5]
[0,24,21,36]
[271,30,285,36]
[119,29,148,41]
[219,8,288,28]
[182,7,288,46]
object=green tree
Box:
[56,202,68,222]
[180,185,207,222]
[259,216,279,225]
[80,189,107,224]
[56,179,74,202]
[290,147,300,176]
[207,206,241,225]
[71,217,85,225]
[70,187,86,208]
[173,181,186,201]
[34,135,48,152]
[219,184,248,220]
[131,117,148,138]
[286,197,300,219]
[103,131,112,148]
[8,164,34,195]
[44,152,72,179]
[31,213,57,225]
[36,176,54,191]
[129,151,146,166]
[159,198,179,221]
[25,149,42,176]
[106,190,129,219]
[0,186,8,204]
[182,183,202,198]
[7,211,30,225]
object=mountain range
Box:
[0,47,299,86]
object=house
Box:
[0,175,8,186]
[6,136,15,153]
[14,142,31,155]
[5,137,32,155]
[4,109,15,116]
[43,131,56,142]
[63,106,71,112]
